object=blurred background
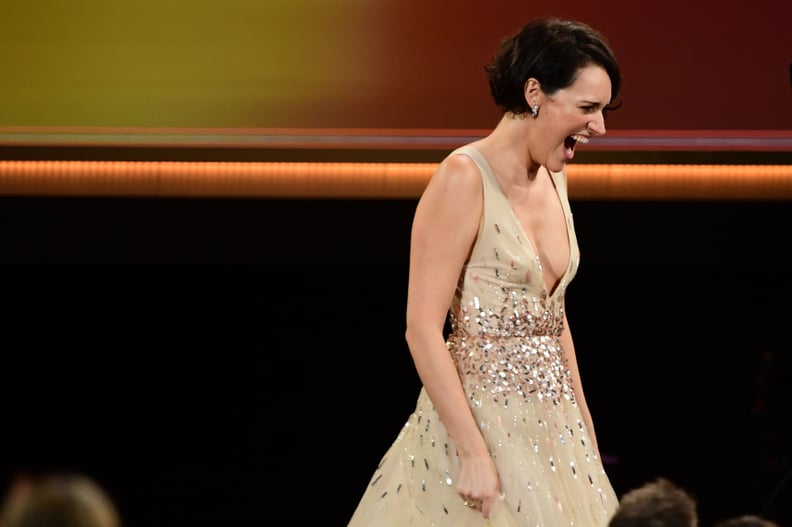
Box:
[1,0,790,130]
[1,1,791,527]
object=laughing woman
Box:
[348,17,623,527]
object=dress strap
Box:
[449,145,501,195]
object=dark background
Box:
[0,195,790,527]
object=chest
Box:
[506,181,571,288]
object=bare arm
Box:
[560,306,602,458]
[404,153,500,516]
[556,167,603,458]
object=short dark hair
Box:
[485,17,622,116]
[608,478,698,527]
[714,515,779,527]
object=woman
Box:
[348,17,623,526]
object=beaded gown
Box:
[347,145,618,527]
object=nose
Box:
[587,112,607,136]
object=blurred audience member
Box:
[713,514,779,527]
[0,472,121,527]
[608,477,698,527]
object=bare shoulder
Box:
[424,150,483,201]
[414,149,484,234]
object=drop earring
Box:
[530,104,540,118]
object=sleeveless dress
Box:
[348,145,618,526]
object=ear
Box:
[524,78,542,106]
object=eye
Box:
[604,98,623,117]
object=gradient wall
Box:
[2,0,790,130]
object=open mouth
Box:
[563,134,589,158]
[564,134,589,149]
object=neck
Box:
[486,114,541,180]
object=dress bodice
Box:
[448,145,581,341]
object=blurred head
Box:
[608,478,698,527]
[714,515,779,527]
[0,473,121,527]
[485,17,622,117]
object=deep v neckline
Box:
[465,147,573,299]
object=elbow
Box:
[404,320,426,354]
[404,323,416,350]
[404,319,442,354]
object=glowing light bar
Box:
[1,160,791,200]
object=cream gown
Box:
[348,145,618,526]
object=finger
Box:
[481,497,494,518]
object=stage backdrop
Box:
[1,0,790,131]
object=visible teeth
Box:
[572,134,589,144]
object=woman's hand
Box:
[456,450,502,518]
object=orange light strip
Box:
[0,160,791,200]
